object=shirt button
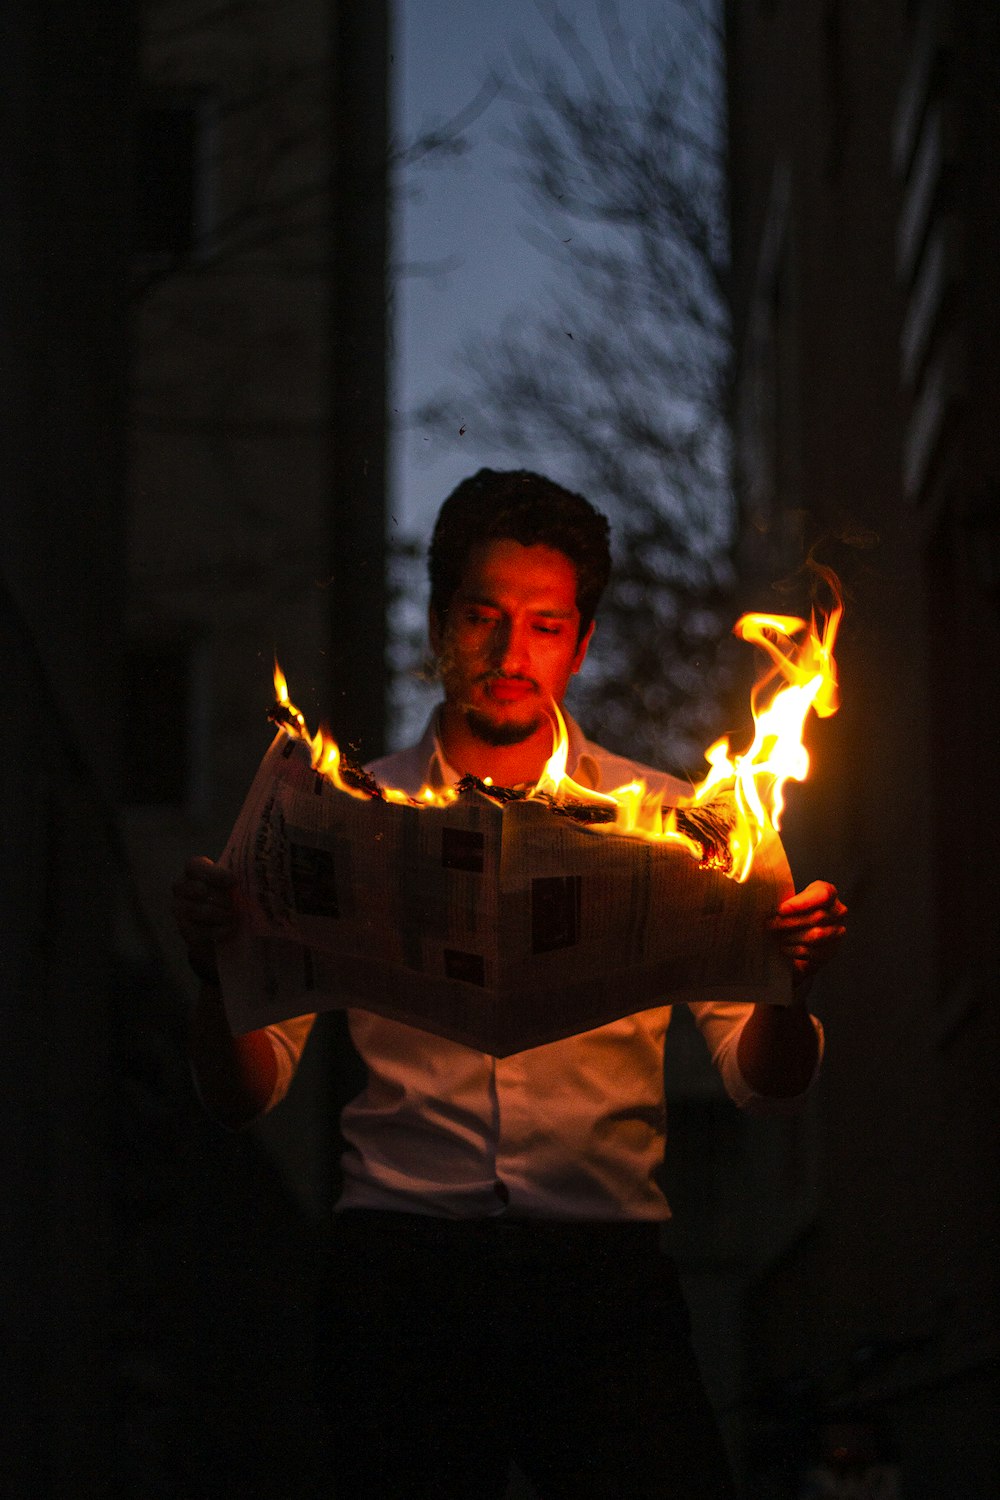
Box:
[493,1179,510,1205]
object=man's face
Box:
[431,539,593,748]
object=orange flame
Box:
[270,568,841,880]
[532,700,620,811]
[270,661,458,808]
[662,570,842,880]
[525,566,842,880]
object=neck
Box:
[437,702,557,787]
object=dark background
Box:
[1,1,998,1495]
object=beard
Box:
[464,706,544,747]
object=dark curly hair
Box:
[428,469,611,641]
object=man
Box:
[174,469,847,1498]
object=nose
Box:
[490,617,530,676]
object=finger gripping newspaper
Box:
[218,732,794,1056]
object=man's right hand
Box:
[171,856,238,984]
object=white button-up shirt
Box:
[263,712,822,1222]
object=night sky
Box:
[392,0,665,535]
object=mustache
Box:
[475,672,539,689]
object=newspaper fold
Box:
[218,732,795,1056]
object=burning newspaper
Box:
[218,571,843,1054]
[218,731,794,1056]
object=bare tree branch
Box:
[413,0,735,769]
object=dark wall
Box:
[0,2,387,1491]
[725,1,1000,1492]
[1,2,134,1489]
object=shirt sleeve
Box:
[688,998,824,1114]
[263,1011,317,1110]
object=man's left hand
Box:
[769,880,847,991]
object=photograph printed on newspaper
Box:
[216,732,795,1056]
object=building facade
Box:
[125,0,389,1212]
[1,0,388,1489]
[725,0,1000,1493]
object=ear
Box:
[571,620,594,675]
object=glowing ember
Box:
[269,568,842,882]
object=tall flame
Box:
[270,567,841,881]
[661,568,843,881]
[526,565,842,881]
[533,700,620,811]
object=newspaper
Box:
[218,731,795,1056]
